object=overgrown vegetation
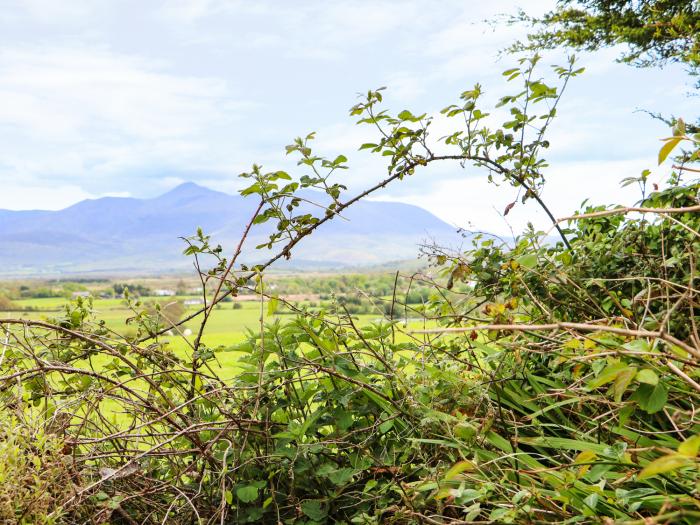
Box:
[1,3,699,523]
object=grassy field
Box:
[1,295,386,379]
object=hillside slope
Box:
[0,183,458,275]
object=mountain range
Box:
[0,183,458,276]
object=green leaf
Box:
[236,485,259,503]
[636,369,659,385]
[588,363,633,389]
[267,296,279,316]
[613,366,637,402]
[638,453,692,480]
[583,493,599,513]
[574,450,597,464]
[379,419,394,433]
[300,500,327,521]
[444,460,476,480]
[658,136,683,165]
[224,490,233,505]
[517,437,608,454]
[454,422,477,440]
[327,468,355,486]
[678,435,700,458]
[631,383,668,414]
[299,408,324,437]
[516,253,538,269]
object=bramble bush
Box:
[1,10,699,522]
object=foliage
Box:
[0,295,17,311]
[2,169,699,523]
[113,282,151,297]
[142,300,187,330]
[513,0,700,75]
[0,414,75,524]
[1,10,700,522]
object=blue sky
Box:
[0,0,695,234]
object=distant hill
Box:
[0,182,459,276]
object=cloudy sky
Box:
[0,0,695,234]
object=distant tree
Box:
[113,283,151,297]
[144,300,186,328]
[176,279,188,296]
[515,1,700,76]
[0,295,17,311]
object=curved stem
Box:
[145,152,570,340]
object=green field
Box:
[1,295,386,379]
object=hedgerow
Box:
[1,7,699,522]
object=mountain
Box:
[0,183,458,276]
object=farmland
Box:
[0,274,427,379]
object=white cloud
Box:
[375,158,657,235]
[159,0,427,60]
[0,0,691,232]
[0,45,250,188]
[0,47,233,140]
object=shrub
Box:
[0,415,74,524]
[0,295,17,311]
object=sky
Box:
[0,0,696,235]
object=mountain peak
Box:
[163,181,211,196]
[154,181,226,203]
[0,180,459,275]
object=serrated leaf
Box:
[327,467,355,486]
[300,500,327,521]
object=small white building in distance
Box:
[154,289,176,297]
[184,298,204,306]
[71,291,91,299]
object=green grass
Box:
[2,297,389,379]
